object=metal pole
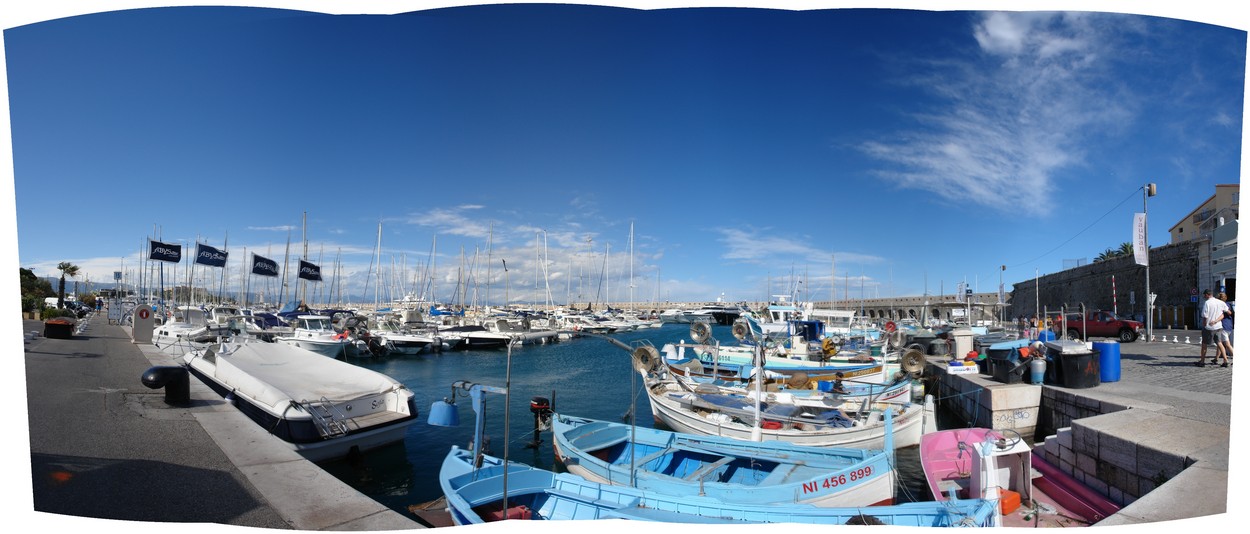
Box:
[1144,184,1156,341]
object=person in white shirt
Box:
[1199,289,1230,366]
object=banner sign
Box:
[297,259,322,281]
[1133,213,1149,266]
[194,243,228,267]
[252,253,279,277]
[149,240,181,263]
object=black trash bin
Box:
[989,358,1027,384]
[1044,340,1100,389]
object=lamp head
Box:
[426,399,460,427]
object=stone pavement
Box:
[20,313,420,530]
[1040,328,1240,527]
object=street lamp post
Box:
[1144,183,1157,341]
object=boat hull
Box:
[439,446,997,526]
[645,381,929,449]
[551,414,895,507]
[181,342,417,461]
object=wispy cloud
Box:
[404,206,493,238]
[859,12,1134,216]
[715,227,883,266]
[247,225,296,232]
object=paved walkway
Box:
[1036,329,1238,526]
[19,313,419,530]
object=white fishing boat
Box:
[179,341,417,461]
[635,345,934,449]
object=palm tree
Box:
[1095,242,1136,263]
[56,261,79,309]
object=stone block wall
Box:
[930,362,1041,439]
[1007,241,1201,327]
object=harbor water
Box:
[318,323,950,521]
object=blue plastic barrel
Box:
[1037,330,1056,342]
[1093,340,1121,382]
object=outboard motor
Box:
[141,366,190,405]
[525,396,553,449]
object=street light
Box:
[1144,183,1157,341]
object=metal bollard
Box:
[141,366,190,405]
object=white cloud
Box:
[715,227,884,266]
[861,12,1135,216]
[404,206,493,238]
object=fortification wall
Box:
[1006,242,1201,328]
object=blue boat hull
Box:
[551,414,896,507]
[439,446,1001,526]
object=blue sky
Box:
[3,2,1245,308]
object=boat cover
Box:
[208,342,399,410]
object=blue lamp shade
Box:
[427,400,460,427]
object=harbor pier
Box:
[928,331,1230,523]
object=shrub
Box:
[42,307,74,320]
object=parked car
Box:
[1057,311,1143,342]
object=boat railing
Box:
[301,396,351,438]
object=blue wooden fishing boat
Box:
[551,413,896,507]
[439,445,1001,526]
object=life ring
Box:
[884,321,897,333]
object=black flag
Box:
[252,254,279,277]
[297,260,322,281]
[149,240,181,263]
[194,243,228,267]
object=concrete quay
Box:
[20,313,420,530]
[18,312,1241,530]
[928,328,1240,526]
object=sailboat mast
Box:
[628,222,634,311]
[486,223,493,309]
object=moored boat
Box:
[273,314,351,358]
[439,446,999,526]
[551,413,896,507]
[920,427,1119,527]
[179,341,417,461]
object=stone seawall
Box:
[1006,241,1201,327]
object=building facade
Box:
[1167,183,1238,299]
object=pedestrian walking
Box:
[1218,292,1234,365]
[1199,289,1230,366]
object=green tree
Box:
[56,261,79,309]
[1094,242,1135,263]
[19,267,53,312]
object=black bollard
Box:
[141,366,190,406]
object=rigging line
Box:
[993,186,1143,277]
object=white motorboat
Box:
[179,341,417,461]
[274,314,350,358]
[152,306,224,355]
[371,315,434,355]
[437,324,510,350]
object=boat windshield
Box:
[302,317,332,330]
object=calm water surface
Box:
[318,323,956,519]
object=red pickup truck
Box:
[1057,311,1144,342]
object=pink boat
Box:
[920,428,1120,527]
